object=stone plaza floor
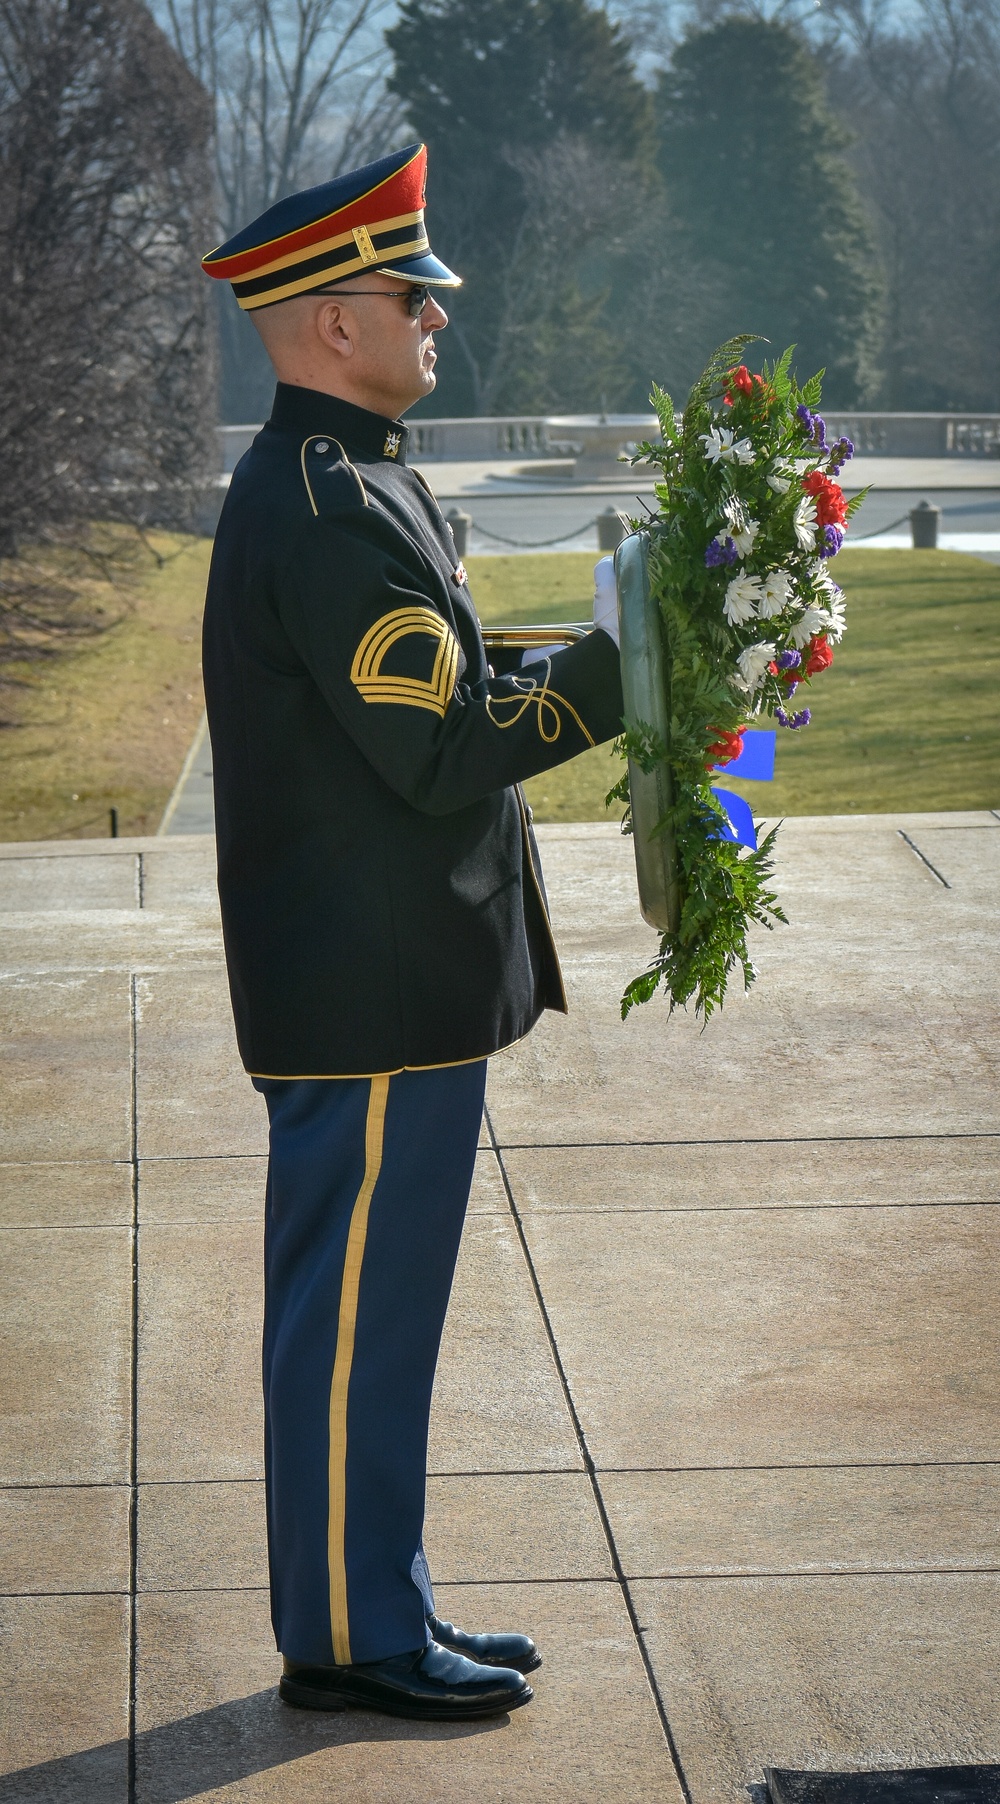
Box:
[1,813,999,1802]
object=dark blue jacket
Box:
[203,383,623,1076]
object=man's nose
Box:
[425,297,448,330]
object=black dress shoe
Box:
[279,1639,533,1720]
[427,1612,541,1674]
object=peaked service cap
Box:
[201,142,460,311]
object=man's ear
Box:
[315,299,355,362]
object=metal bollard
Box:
[445,507,472,557]
[910,500,940,549]
[597,507,627,552]
[109,807,119,838]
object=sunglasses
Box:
[319,284,432,318]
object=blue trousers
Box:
[253,1061,487,1666]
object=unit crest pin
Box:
[383,431,401,458]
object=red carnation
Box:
[727,364,754,398]
[801,469,847,528]
[804,634,834,676]
[705,725,746,768]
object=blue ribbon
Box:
[712,729,775,781]
[710,787,759,850]
[708,730,777,850]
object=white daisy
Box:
[701,426,755,466]
[701,426,733,464]
[723,572,764,626]
[788,604,827,648]
[817,593,847,642]
[793,497,818,550]
[767,467,792,494]
[733,641,777,694]
[757,570,795,619]
[732,518,760,556]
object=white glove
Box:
[593,554,619,648]
[521,643,565,666]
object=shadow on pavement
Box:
[0,1686,507,1802]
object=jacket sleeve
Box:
[274,506,624,816]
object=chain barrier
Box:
[462,498,992,552]
[467,516,604,549]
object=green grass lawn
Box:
[0,542,995,841]
[467,548,1000,821]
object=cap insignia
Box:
[352,224,378,264]
[383,431,401,458]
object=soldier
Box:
[201,142,622,1721]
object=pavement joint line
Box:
[492,1131,1000,1148]
[491,1200,1000,1216]
[5,1453,999,1493]
[127,972,139,1804]
[483,1102,695,1804]
[898,830,951,886]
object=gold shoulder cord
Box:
[299,435,369,515]
[486,662,596,748]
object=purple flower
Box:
[705,535,738,567]
[796,404,828,450]
[777,649,801,670]
[829,436,854,474]
[776,706,811,729]
[822,524,845,556]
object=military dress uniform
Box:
[201,144,623,1706]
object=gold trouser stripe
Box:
[327,1073,390,1663]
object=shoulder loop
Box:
[299,434,369,517]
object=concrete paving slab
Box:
[0,972,132,1162]
[521,1204,1000,1469]
[424,1472,613,1582]
[503,1136,1000,1212]
[133,1581,683,1804]
[137,1222,263,1483]
[0,907,226,972]
[137,1471,612,1593]
[904,823,1000,889]
[633,1572,1000,1804]
[0,851,140,912]
[428,1212,582,1474]
[139,1481,267,1592]
[138,1154,266,1223]
[138,1207,576,1487]
[141,844,219,911]
[0,1159,132,1227]
[600,1465,1000,1577]
[0,1594,129,1801]
[0,1226,131,1485]
[0,1484,130,1593]
[6,812,999,1799]
[135,968,266,1158]
[135,1146,503,1224]
[487,826,1000,1146]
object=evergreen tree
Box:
[387,0,653,413]
[656,18,883,405]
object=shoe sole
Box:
[279,1677,534,1719]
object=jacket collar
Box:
[268,383,409,465]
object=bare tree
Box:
[0,0,217,689]
[155,0,403,230]
[154,0,406,418]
